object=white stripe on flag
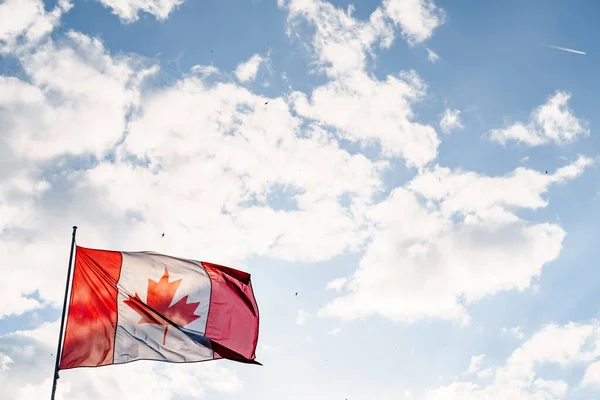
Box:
[113,252,214,364]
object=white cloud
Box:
[423,321,600,399]
[466,355,486,375]
[235,54,265,83]
[382,0,445,45]
[0,3,596,396]
[0,2,593,342]
[582,361,600,387]
[296,310,311,325]
[292,70,440,166]
[0,353,14,372]
[0,5,389,319]
[282,0,394,77]
[326,277,348,292]
[0,25,161,318]
[283,0,445,64]
[427,48,439,63]
[284,0,440,166]
[327,328,341,336]
[502,326,525,340]
[440,108,463,134]
[95,0,183,23]
[191,65,220,76]
[1,31,156,162]
[465,355,493,379]
[283,0,447,52]
[92,77,384,265]
[0,0,71,52]
[6,320,60,348]
[489,91,589,146]
[320,157,592,324]
[0,0,597,399]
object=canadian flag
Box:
[59,246,260,369]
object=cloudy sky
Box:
[1,0,600,399]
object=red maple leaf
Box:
[124,268,201,346]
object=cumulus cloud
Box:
[283,0,440,166]
[1,0,598,399]
[440,108,463,134]
[0,23,158,317]
[292,71,440,166]
[0,1,387,318]
[282,0,394,77]
[235,54,266,83]
[1,31,156,162]
[423,321,600,399]
[320,157,593,324]
[489,91,589,146]
[282,0,446,52]
[0,0,71,52]
[95,0,183,23]
[95,76,384,264]
[1,91,380,314]
[0,3,594,392]
[382,0,445,45]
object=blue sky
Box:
[2,0,600,399]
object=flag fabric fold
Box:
[59,246,260,370]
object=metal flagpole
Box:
[51,226,78,400]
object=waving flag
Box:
[59,246,260,370]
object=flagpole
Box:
[51,226,78,400]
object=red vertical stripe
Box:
[202,262,260,362]
[60,246,122,370]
